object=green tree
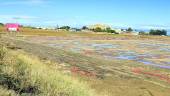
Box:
[93,27,103,32]
[109,30,117,34]
[149,29,167,36]
[106,27,111,32]
[106,27,116,33]
[82,26,88,30]
[0,23,4,26]
[162,30,167,36]
[127,27,133,32]
[59,26,70,31]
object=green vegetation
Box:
[82,26,88,30]
[0,86,16,96]
[149,29,167,36]
[59,26,71,31]
[0,23,4,26]
[92,27,117,34]
[0,45,7,62]
[0,46,95,96]
[127,27,133,32]
[139,29,168,36]
[105,27,117,34]
[93,27,103,32]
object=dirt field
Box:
[1,31,170,96]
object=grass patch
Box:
[0,46,96,96]
[0,85,16,96]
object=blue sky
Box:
[0,0,170,29]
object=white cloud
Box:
[0,15,38,20]
[2,0,47,6]
[0,15,39,24]
[134,24,170,29]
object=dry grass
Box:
[0,86,16,96]
[0,46,96,96]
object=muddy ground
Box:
[1,35,170,96]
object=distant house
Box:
[5,23,20,32]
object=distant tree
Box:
[93,27,103,32]
[59,26,70,31]
[105,27,117,34]
[82,26,88,30]
[0,23,4,26]
[108,30,117,34]
[127,27,133,32]
[149,29,167,36]
[106,27,111,31]
[162,29,167,36]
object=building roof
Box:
[5,23,20,28]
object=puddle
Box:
[138,60,153,65]
[165,62,170,65]
[138,60,170,69]
[115,56,137,60]
[47,41,170,69]
[48,44,64,48]
[160,48,170,52]
[139,43,170,47]
[90,44,119,49]
[106,50,170,69]
[73,41,82,45]
[138,43,170,52]
[70,47,82,53]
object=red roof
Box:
[5,23,20,28]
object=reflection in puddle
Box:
[106,52,170,69]
[141,61,170,69]
[47,41,170,69]
[139,43,170,52]
[48,44,64,48]
[160,48,170,52]
[115,56,137,60]
[70,48,82,53]
[91,44,118,49]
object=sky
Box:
[0,0,170,29]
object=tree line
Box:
[139,29,167,36]
[0,23,4,26]
[0,22,168,36]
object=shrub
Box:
[0,46,7,63]
[0,50,96,96]
[0,23,4,26]
[149,29,167,36]
[0,86,16,96]
[106,27,117,34]
[59,26,71,31]
[93,27,103,32]
[82,26,88,30]
[127,27,133,32]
